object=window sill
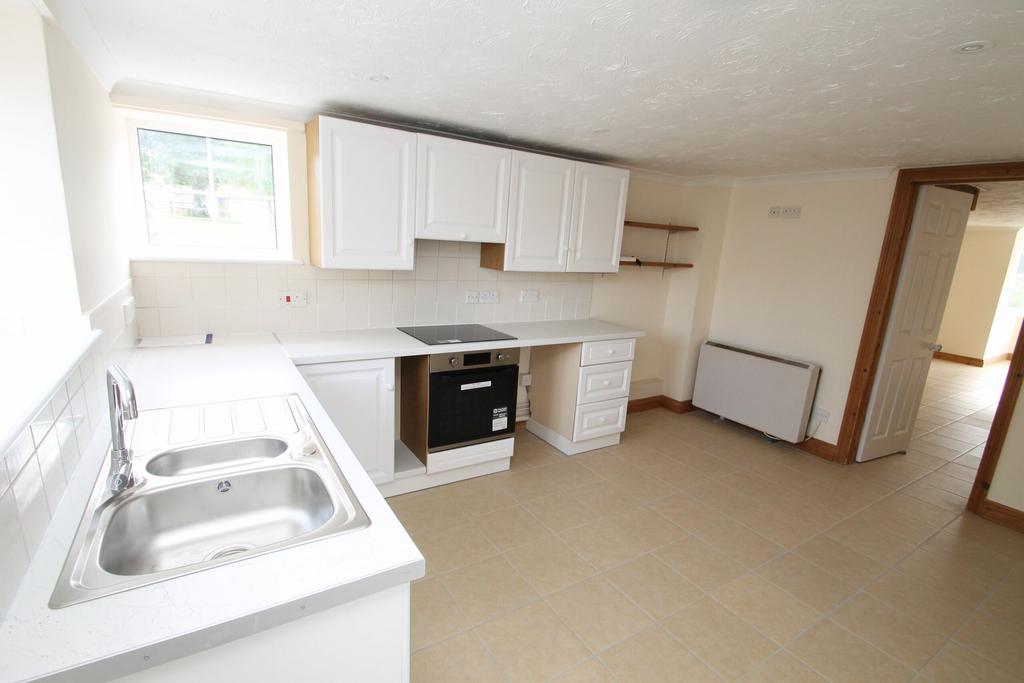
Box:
[129,254,305,265]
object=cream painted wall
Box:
[989,390,1024,511]
[0,0,82,335]
[708,174,897,444]
[43,21,132,315]
[590,175,732,400]
[937,228,1019,360]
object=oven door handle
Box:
[460,380,493,391]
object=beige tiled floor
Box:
[396,360,1024,682]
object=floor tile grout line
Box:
[404,367,1017,682]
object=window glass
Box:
[137,128,278,250]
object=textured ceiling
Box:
[55,0,1024,176]
[970,182,1024,229]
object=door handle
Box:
[927,343,943,352]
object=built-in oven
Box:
[427,349,519,451]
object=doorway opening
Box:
[836,162,1024,531]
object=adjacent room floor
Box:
[391,369,1024,682]
[911,358,1010,501]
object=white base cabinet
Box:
[299,359,396,484]
[113,583,410,683]
[526,338,636,454]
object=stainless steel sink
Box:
[50,395,370,608]
[146,437,288,477]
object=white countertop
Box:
[0,335,424,683]
[1,319,643,682]
[278,318,645,365]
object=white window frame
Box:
[126,111,295,262]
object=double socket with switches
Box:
[277,291,308,307]
[464,290,499,304]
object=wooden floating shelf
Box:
[619,260,694,269]
[624,220,700,232]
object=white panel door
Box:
[319,117,416,269]
[415,134,511,243]
[857,186,974,462]
[503,151,575,271]
[567,163,629,273]
[300,359,396,483]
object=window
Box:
[128,114,293,261]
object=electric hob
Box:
[397,324,517,345]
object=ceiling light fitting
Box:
[953,40,993,54]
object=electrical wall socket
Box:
[464,290,479,304]
[519,289,540,304]
[520,373,532,387]
[122,297,136,325]
[277,291,308,307]
[768,205,802,219]
[478,290,499,304]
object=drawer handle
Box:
[599,417,608,423]
[606,349,615,355]
[602,379,611,386]
[459,232,469,240]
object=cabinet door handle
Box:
[385,383,395,392]
[459,232,469,240]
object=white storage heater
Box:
[692,341,820,443]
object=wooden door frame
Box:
[835,162,1024,526]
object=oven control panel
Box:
[429,348,520,373]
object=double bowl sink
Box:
[50,395,370,608]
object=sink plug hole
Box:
[205,544,255,561]
[216,480,232,493]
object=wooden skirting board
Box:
[628,395,841,462]
[796,438,841,462]
[976,499,1024,534]
[627,395,694,414]
[933,350,1012,367]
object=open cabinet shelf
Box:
[624,220,700,232]
[619,260,693,269]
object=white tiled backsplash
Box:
[0,352,101,615]
[131,241,595,337]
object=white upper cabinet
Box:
[567,163,629,273]
[415,134,511,243]
[501,152,576,271]
[308,116,416,269]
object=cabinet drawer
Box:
[577,361,632,405]
[580,338,635,366]
[573,397,628,441]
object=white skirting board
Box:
[526,418,620,455]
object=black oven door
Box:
[428,365,518,451]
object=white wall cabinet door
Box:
[314,117,416,270]
[415,134,511,243]
[299,359,396,484]
[502,151,575,271]
[567,163,629,273]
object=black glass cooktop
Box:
[397,324,517,345]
